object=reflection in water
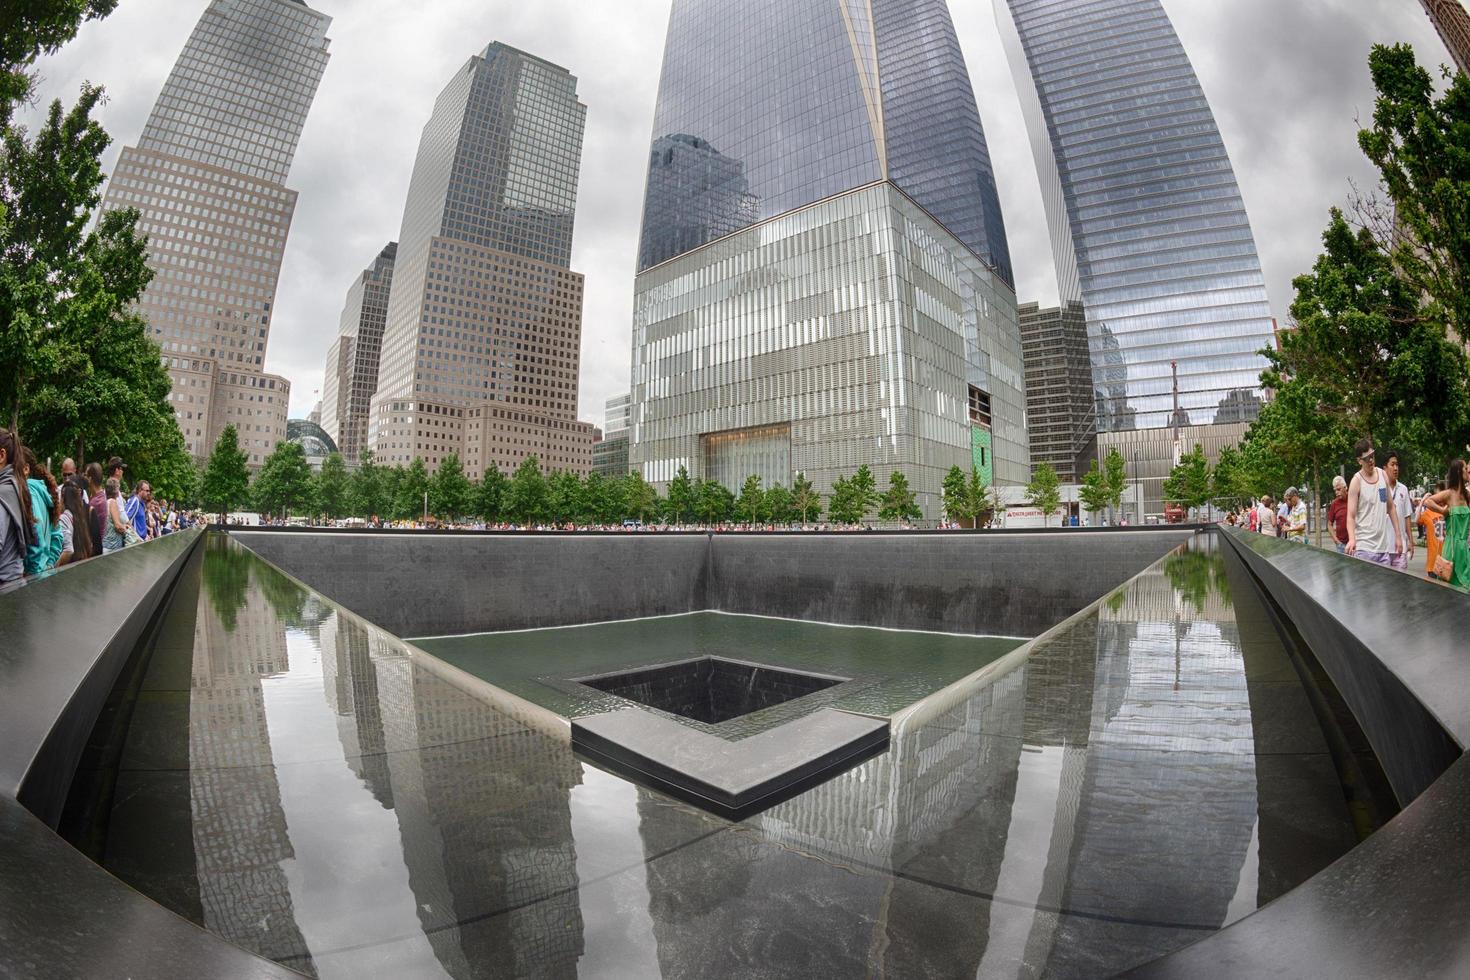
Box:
[72,535,1359,979]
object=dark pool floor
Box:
[61,535,1366,978]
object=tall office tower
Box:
[96,0,331,466]
[368,43,594,478]
[996,0,1275,513]
[1421,0,1470,74]
[630,0,1029,517]
[592,391,631,476]
[1019,301,1094,482]
[321,242,396,463]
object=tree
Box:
[1103,448,1128,517]
[393,457,429,521]
[695,478,732,524]
[0,2,119,125]
[503,456,548,525]
[1358,43,1470,344]
[791,472,821,525]
[1162,444,1212,519]
[879,471,922,523]
[1025,463,1062,527]
[827,474,858,524]
[1079,459,1110,521]
[850,464,879,523]
[764,483,793,525]
[252,441,312,519]
[667,465,695,526]
[200,424,249,521]
[349,449,389,520]
[623,471,659,523]
[475,461,505,523]
[314,452,350,520]
[736,474,766,525]
[941,464,973,526]
[429,452,474,522]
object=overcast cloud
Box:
[23,0,1451,427]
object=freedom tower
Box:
[629,0,1030,517]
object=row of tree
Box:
[199,427,971,526]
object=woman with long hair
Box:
[56,475,95,565]
[1421,459,1470,590]
[101,477,131,554]
[0,428,31,583]
[21,447,63,574]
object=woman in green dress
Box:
[1422,459,1470,591]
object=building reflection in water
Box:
[86,536,1356,979]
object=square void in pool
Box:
[576,656,846,725]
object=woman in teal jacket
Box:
[21,448,63,574]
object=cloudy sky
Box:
[25,0,1451,427]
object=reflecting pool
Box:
[62,534,1366,978]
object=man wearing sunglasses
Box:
[1345,439,1401,566]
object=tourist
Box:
[21,448,63,574]
[60,457,76,483]
[102,478,133,553]
[1380,450,1414,568]
[1420,461,1470,590]
[85,462,107,551]
[1284,488,1307,542]
[127,480,152,543]
[1256,495,1278,536]
[1346,439,1399,566]
[55,475,95,566]
[1419,481,1447,580]
[1327,475,1349,553]
[0,428,31,585]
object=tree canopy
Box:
[200,424,249,520]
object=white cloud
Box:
[24,0,1451,427]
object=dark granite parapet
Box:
[231,528,1193,639]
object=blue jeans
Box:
[1335,542,1346,554]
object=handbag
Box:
[121,497,143,547]
[1433,554,1454,581]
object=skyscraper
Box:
[1421,0,1470,74]
[321,242,396,463]
[996,0,1276,512]
[97,0,331,466]
[367,43,593,478]
[630,0,1028,517]
[1019,301,1094,482]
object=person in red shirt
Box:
[1326,475,1349,552]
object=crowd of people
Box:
[1226,438,1468,590]
[0,428,198,587]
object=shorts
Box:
[1389,552,1409,571]
[1355,550,1394,566]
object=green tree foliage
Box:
[695,478,732,524]
[850,464,879,522]
[736,474,765,525]
[764,483,793,525]
[503,456,548,525]
[667,465,695,525]
[623,471,660,523]
[314,452,349,520]
[941,465,972,525]
[879,471,921,522]
[200,424,249,520]
[348,450,388,519]
[429,452,474,522]
[546,469,583,525]
[790,472,820,524]
[392,457,429,521]
[475,461,505,523]
[252,441,312,518]
[1079,459,1111,518]
[1162,445,1212,519]
[826,474,856,524]
[1359,43,1470,342]
[1025,463,1062,527]
[0,1,118,124]
[967,465,995,527]
[1103,448,1128,515]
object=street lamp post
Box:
[1133,451,1140,524]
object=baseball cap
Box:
[107,456,127,472]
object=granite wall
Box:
[230,529,1194,639]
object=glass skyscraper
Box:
[97,0,331,465]
[368,43,593,478]
[631,0,1028,517]
[996,0,1274,433]
[321,242,396,464]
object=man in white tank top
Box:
[1346,439,1400,565]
